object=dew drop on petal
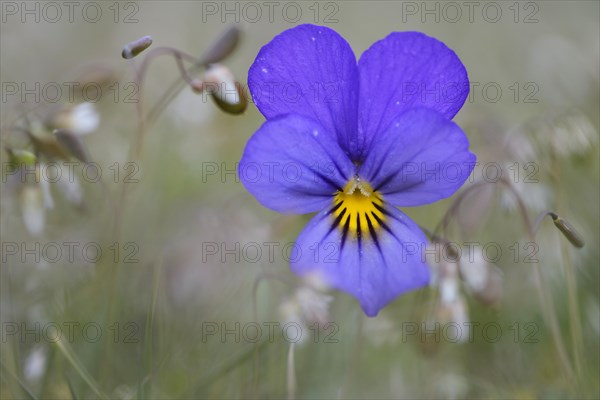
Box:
[312,129,319,137]
[261,67,268,73]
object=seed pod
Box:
[201,26,240,64]
[122,35,153,59]
[550,212,585,248]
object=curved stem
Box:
[432,176,576,386]
[432,180,492,237]
[550,152,584,387]
[101,46,203,386]
[286,342,296,400]
[133,46,201,158]
[532,210,556,236]
[144,60,208,129]
[251,272,294,397]
[499,176,575,386]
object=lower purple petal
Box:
[290,202,430,316]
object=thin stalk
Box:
[141,256,163,398]
[286,342,296,400]
[551,154,584,385]
[133,46,200,158]
[499,176,575,386]
[251,272,294,397]
[3,261,23,397]
[433,177,576,385]
[339,310,363,399]
[432,180,491,237]
[0,360,37,400]
[54,339,108,399]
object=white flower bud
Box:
[203,64,247,114]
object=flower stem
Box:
[434,177,576,387]
[499,176,575,387]
[550,153,584,387]
[286,342,296,400]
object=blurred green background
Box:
[1,1,599,399]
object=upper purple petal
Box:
[248,24,360,158]
[238,114,354,214]
[290,204,430,317]
[357,31,469,157]
[360,108,476,207]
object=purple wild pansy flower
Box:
[239,25,476,316]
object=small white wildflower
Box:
[459,249,489,293]
[21,185,45,236]
[295,286,333,326]
[438,261,460,304]
[459,249,504,306]
[53,102,99,135]
[39,170,54,210]
[279,282,333,345]
[504,130,537,162]
[69,102,100,134]
[24,346,47,381]
[548,112,598,157]
[435,297,469,337]
[54,163,83,206]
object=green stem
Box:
[499,176,575,386]
[551,153,584,387]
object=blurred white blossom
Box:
[500,178,553,213]
[279,278,333,345]
[52,102,100,135]
[21,184,46,236]
[24,346,47,381]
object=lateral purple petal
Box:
[358,31,469,154]
[360,108,476,207]
[239,114,354,214]
[290,205,430,317]
[248,24,360,158]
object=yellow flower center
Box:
[330,177,386,244]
